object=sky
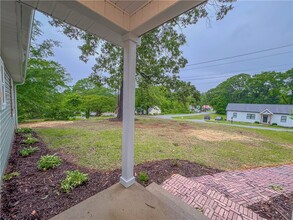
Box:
[35,0,293,92]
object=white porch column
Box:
[120,33,139,188]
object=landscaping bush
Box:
[61,170,88,193]
[254,121,260,124]
[22,137,38,145]
[138,171,149,184]
[15,127,32,134]
[19,147,38,157]
[37,155,62,171]
[3,172,19,181]
[272,123,278,126]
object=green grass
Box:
[173,113,226,120]
[35,119,293,171]
[211,120,293,129]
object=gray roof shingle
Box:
[226,103,293,115]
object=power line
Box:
[181,63,293,81]
[181,61,293,79]
[181,51,293,72]
[185,44,293,67]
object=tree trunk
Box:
[116,82,123,121]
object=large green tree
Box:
[17,21,71,121]
[203,68,293,114]
[49,0,235,119]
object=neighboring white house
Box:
[148,106,161,115]
[226,103,293,127]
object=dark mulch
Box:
[248,193,293,220]
[1,132,221,220]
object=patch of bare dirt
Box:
[187,129,260,142]
[20,121,74,128]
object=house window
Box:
[246,114,255,120]
[0,58,6,110]
[233,113,237,118]
[281,116,287,123]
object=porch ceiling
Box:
[1,0,205,83]
[19,0,206,47]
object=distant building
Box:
[148,106,161,115]
[202,105,212,112]
[226,103,293,127]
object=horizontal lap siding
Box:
[0,68,17,181]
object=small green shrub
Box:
[61,170,88,193]
[272,123,278,126]
[37,155,62,171]
[270,184,283,192]
[24,133,33,138]
[15,127,32,134]
[19,147,38,157]
[254,121,260,124]
[171,159,181,167]
[22,137,38,145]
[138,171,149,184]
[3,172,20,181]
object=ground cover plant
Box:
[60,170,88,193]
[19,146,38,157]
[3,172,20,181]
[33,118,293,171]
[37,154,62,170]
[138,171,149,185]
[22,136,38,145]
[15,127,33,134]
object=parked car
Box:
[215,116,223,121]
[136,107,145,115]
[204,115,211,120]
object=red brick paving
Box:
[161,164,293,220]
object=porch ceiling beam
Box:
[131,0,206,36]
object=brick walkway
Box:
[162,164,293,220]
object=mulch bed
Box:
[0,132,221,220]
[248,193,293,220]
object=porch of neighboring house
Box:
[1,0,209,219]
[260,109,273,124]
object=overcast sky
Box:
[36,0,293,92]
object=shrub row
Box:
[6,127,89,193]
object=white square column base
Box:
[120,176,135,188]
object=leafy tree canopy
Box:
[202,68,293,114]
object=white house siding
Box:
[271,114,293,127]
[0,65,17,182]
[227,111,293,127]
[227,111,261,123]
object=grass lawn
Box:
[173,114,293,130]
[173,113,226,120]
[31,118,293,171]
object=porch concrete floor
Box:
[50,182,205,220]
